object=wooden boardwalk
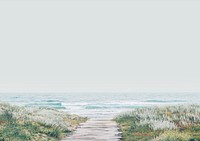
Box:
[62,119,121,141]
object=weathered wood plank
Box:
[62,119,121,141]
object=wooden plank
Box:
[62,119,121,141]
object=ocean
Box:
[0,92,199,119]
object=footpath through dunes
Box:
[62,119,121,141]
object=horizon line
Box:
[0,90,199,94]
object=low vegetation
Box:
[0,103,87,141]
[115,105,200,141]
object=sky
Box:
[0,0,200,92]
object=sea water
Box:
[0,92,199,119]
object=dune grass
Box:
[115,105,200,141]
[0,103,87,141]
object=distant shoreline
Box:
[1,92,199,120]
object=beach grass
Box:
[0,103,87,141]
[115,104,200,141]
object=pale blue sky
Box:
[0,0,200,92]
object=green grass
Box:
[156,131,191,141]
[0,110,61,141]
[0,104,87,141]
[115,105,200,141]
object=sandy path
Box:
[62,119,121,141]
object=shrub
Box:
[0,103,86,141]
[0,110,14,123]
[115,104,200,141]
[47,127,62,138]
[155,130,191,141]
